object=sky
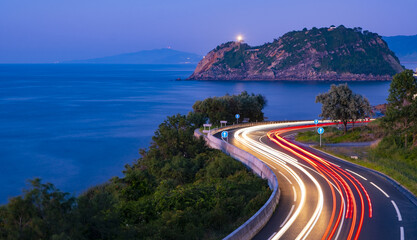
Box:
[1,0,417,63]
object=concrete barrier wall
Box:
[210,120,298,136]
[194,129,280,240]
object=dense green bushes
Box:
[0,113,270,240]
[192,91,266,125]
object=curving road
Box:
[215,121,417,240]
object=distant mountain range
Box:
[61,35,417,71]
[189,26,403,81]
[63,48,202,64]
[383,35,417,68]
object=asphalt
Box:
[214,122,417,240]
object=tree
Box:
[150,114,207,160]
[316,83,371,133]
[385,70,417,147]
[192,91,266,125]
[410,100,417,146]
[76,184,123,240]
[350,94,372,127]
[0,179,77,240]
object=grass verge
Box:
[295,120,384,144]
[309,136,417,196]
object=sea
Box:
[0,64,392,203]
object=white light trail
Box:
[293,186,297,202]
[234,122,325,240]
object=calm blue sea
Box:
[0,64,391,203]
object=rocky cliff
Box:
[189,26,404,81]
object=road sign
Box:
[221,131,228,138]
[220,120,227,127]
[314,119,319,125]
[235,114,240,119]
[317,127,324,147]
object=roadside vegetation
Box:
[321,136,417,195]
[295,120,384,144]
[193,91,266,125]
[304,70,417,195]
[0,93,270,240]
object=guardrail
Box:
[209,120,301,136]
[194,129,280,240]
[208,119,372,136]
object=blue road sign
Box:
[221,131,228,138]
[235,114,240,119]
[318,127,324,135]
[314,119,319,125]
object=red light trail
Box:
[267,121,373,240]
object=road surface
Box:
[215,121,417,240]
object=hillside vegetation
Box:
[189,26,403,81]
[0,97,270,240]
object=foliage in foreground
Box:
[0,114,270,240]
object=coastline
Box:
[187,73,393,81]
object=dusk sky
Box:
[1,0,417,63]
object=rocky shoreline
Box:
[189,72,393,81]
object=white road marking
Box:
[280,205,295,228]
[267,232,277,240]
[400,227,404,240]
[391,200,402,221]
[346,168,368,180]
[370,182,390,198]
[293,186,297,202]
[279,171,293,185]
